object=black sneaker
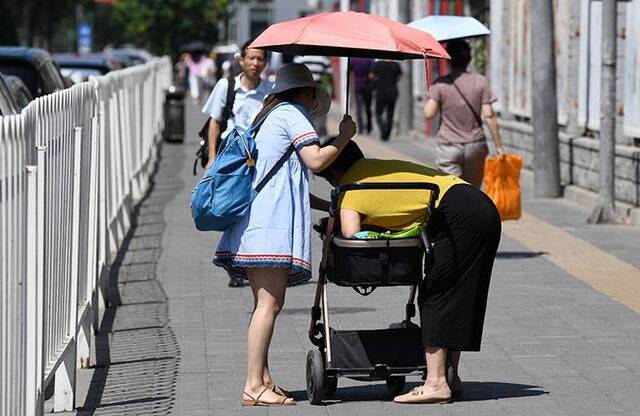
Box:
[228,276,247,287]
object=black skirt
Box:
[418,184,501,351]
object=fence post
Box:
[34,107,47,416]
[25,164,42,416]
[97,101,111,312]
[53,126,82,412]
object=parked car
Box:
[53,52,121,84]
[104,48,152,68]
[0,47,66,98]
[4,74,33,110]
[0,73,21,116]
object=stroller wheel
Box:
[306,349,325,405]
[325,375,338,397]
[386,376,406,395]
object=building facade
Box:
[371,0,640,215]
[225,0,327,45]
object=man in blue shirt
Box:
[202,39,273,169]
[201,39,273,287]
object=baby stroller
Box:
[307,182,455,404]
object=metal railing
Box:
[0,57,171,415]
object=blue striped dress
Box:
[213,104,319,286]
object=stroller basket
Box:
[326,236,424,287]
[329,327,425,375]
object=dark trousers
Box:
[354,85,372,133]
[375,95,397,141]
[418,184,501,351]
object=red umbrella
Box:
[250,11,449,115]
[250,11,449,60]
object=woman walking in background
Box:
[213,64,356,406]
[424,40,505,187]
[350,57,374,134]
[186,52,204,105]
[370,58,402,141]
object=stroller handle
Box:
[330,182,441,216]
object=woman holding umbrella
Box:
[213,63,356,406]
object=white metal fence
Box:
[0,57,171,415]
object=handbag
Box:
[484,154,524,221]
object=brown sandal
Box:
[271,384,294,399]
[241,387,296,406]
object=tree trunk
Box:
[587,0,619,223]
[530,0,561,197]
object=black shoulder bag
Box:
[193,76,236,175]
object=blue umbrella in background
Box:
[408,15,490,42]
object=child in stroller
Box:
[310,140,501,404]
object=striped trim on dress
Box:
[215,252,311,269]
[213,252,312,286]
[291,131,318,150]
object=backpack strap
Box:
[255,145,295,193]
[251,102,301,193]
[219,76,237,134]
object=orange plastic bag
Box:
[483,154,524,221]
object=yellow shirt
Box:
[338,159,467,231]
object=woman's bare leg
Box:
[393,346,451,403]
[243,268,293,404]
[424,347,449,390]
[248,278,274,388]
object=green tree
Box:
[2,0,82,50]
[468,0,490,75]
[108,0,230,57]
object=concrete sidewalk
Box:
[66,102,640,415]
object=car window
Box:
[40,61,66,94]
[0,77,18,115]
[0,62,39,97]
[13,85,32,110]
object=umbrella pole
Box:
[344,56,351,114]
[343,56,351,117]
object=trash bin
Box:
[164,85,185,142]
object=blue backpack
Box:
[191,102,295,231]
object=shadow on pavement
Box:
[279,306,377,315]
[288,381,547,404]
[72,145,184,415]
[496,251,546,259]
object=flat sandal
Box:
[270,384,294,399]
[241,387,296,406]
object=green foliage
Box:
[108,0,230,57]
[468,0,489,75]
[3,0,83,50]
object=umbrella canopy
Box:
[250,11,450,60]
[408,16,490,42]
